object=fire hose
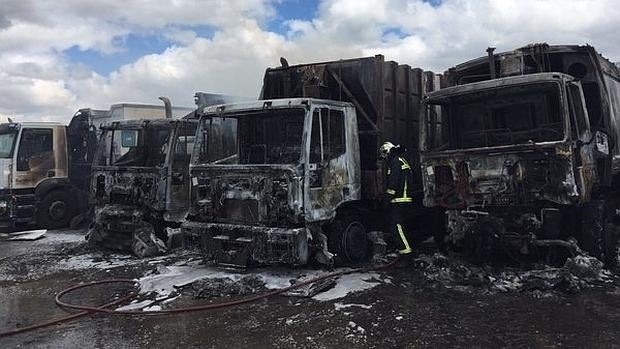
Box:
[0,257,399,338]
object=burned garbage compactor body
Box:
[183,55,444,267]
[88,118,198,256]
[420,44,620,265]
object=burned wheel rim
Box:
[340,220,369,263]
[48,200,67,221]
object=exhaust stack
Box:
[486,47,497,79]
[159,96,172,119]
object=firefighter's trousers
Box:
[387,204,413,255]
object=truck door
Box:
[14,128,55,188]
[305,107,352,221]
[166,121,197,219]
[568,81,598,202]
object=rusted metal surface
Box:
[420,44,620,264]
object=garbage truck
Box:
[419,44,620,265]
[183,55,444,267]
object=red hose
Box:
[0,280,138,338]
[0,258,398,337]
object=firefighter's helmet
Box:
[379,141,396,159]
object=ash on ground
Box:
[190,275,267,300]
[414,252,617,296]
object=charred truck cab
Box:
[184,55,441,268]
[421,44,620,265]
[88,117,197,257]
[184,98,362,267]
[0,115,97,232]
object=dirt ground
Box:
[1,230,619,349]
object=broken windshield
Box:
[97,125,171,167]
[425,82,564,151]
[197,108,305,165]
[0,131,17,158]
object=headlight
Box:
[0,200,8,215]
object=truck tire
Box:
[329,215,371,264]
[37,190,77,229]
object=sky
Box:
[1,0,620,123]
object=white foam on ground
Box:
[123,265,388,311]
[59,254,140,270]
[7,229,47,240]
[35,230,86,244]
[312,272,382,301]
[334,302,373,310]
[116,299,153,311]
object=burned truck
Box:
[183,55,443,267]
[420,44,620,265]
[87,109,198,257]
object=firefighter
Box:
[379,142,415,259]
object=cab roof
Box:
[100,118,197,130]
[201,98,354,115]
[426,72,573,101]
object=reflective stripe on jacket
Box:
[385,155,414,204]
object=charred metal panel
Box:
[89,205,145,250]
[304,104,361,222]
[183,221,309,267]
[189,165,303,227]
[67,110,98,192]
[422,146,580,208]
[91,168,164,212]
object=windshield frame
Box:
[94,123,173,169]
[193,106,309,167]
[421,80,569,154]
[0,129,19,159]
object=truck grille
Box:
[221,199,259,224]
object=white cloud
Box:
[1,0,620,123]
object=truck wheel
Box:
[329,215,371,264]
[37,190,77,229]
